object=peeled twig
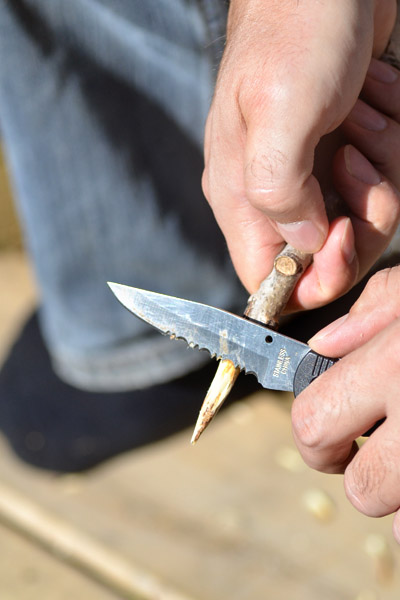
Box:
[191,359,240,443]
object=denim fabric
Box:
[0,0,245,390]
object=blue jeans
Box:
[0,0,246,390]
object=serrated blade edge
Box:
[107,283,309,391]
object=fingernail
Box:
[367,58,398,83]
[308,313,349,344]
[341,218,356,265]
[344,145,381,186]
[347,101,387,132]
[277,220,325,253]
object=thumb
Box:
[243,119,329,254]
[309,267,400,356]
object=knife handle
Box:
[293,350,338,397]
[293,350,383,437]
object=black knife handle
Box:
[293,351,338,397]
[293,350,383,436]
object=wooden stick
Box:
[191,359,240,444]
[191,245,311,443]
[191,24,400,444]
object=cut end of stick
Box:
[191,359,240,444]
[274,255,302,277]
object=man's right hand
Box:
[292,265,400,543]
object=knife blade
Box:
[107,282,337,396]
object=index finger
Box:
[291,321,399,473]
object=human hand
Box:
[289,53,400,311]
[203,0,397,304]
[292,266,400,542]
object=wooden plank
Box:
[0,480,193,600]
[0,255,399,600]
[0,522,117,600]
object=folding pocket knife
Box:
[107,282,338,397]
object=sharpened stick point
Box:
[191,359,240,444]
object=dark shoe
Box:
[0,313,259,472]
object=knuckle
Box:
[245,182,294,220]
[237,75,272,115]
[291,398,326,450]
[357,269,392,307]
[344,456,384,516]
[245,149,289,186]
[245,185,279,214]
[344,437,400,517]
[364,267,400,309]
[365,269,387,292]
[292,384,352,451]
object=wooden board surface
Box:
[0,251,399,600]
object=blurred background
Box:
[0,145,21,251]
[1,146,400,600]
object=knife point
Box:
[107,281,125,294]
